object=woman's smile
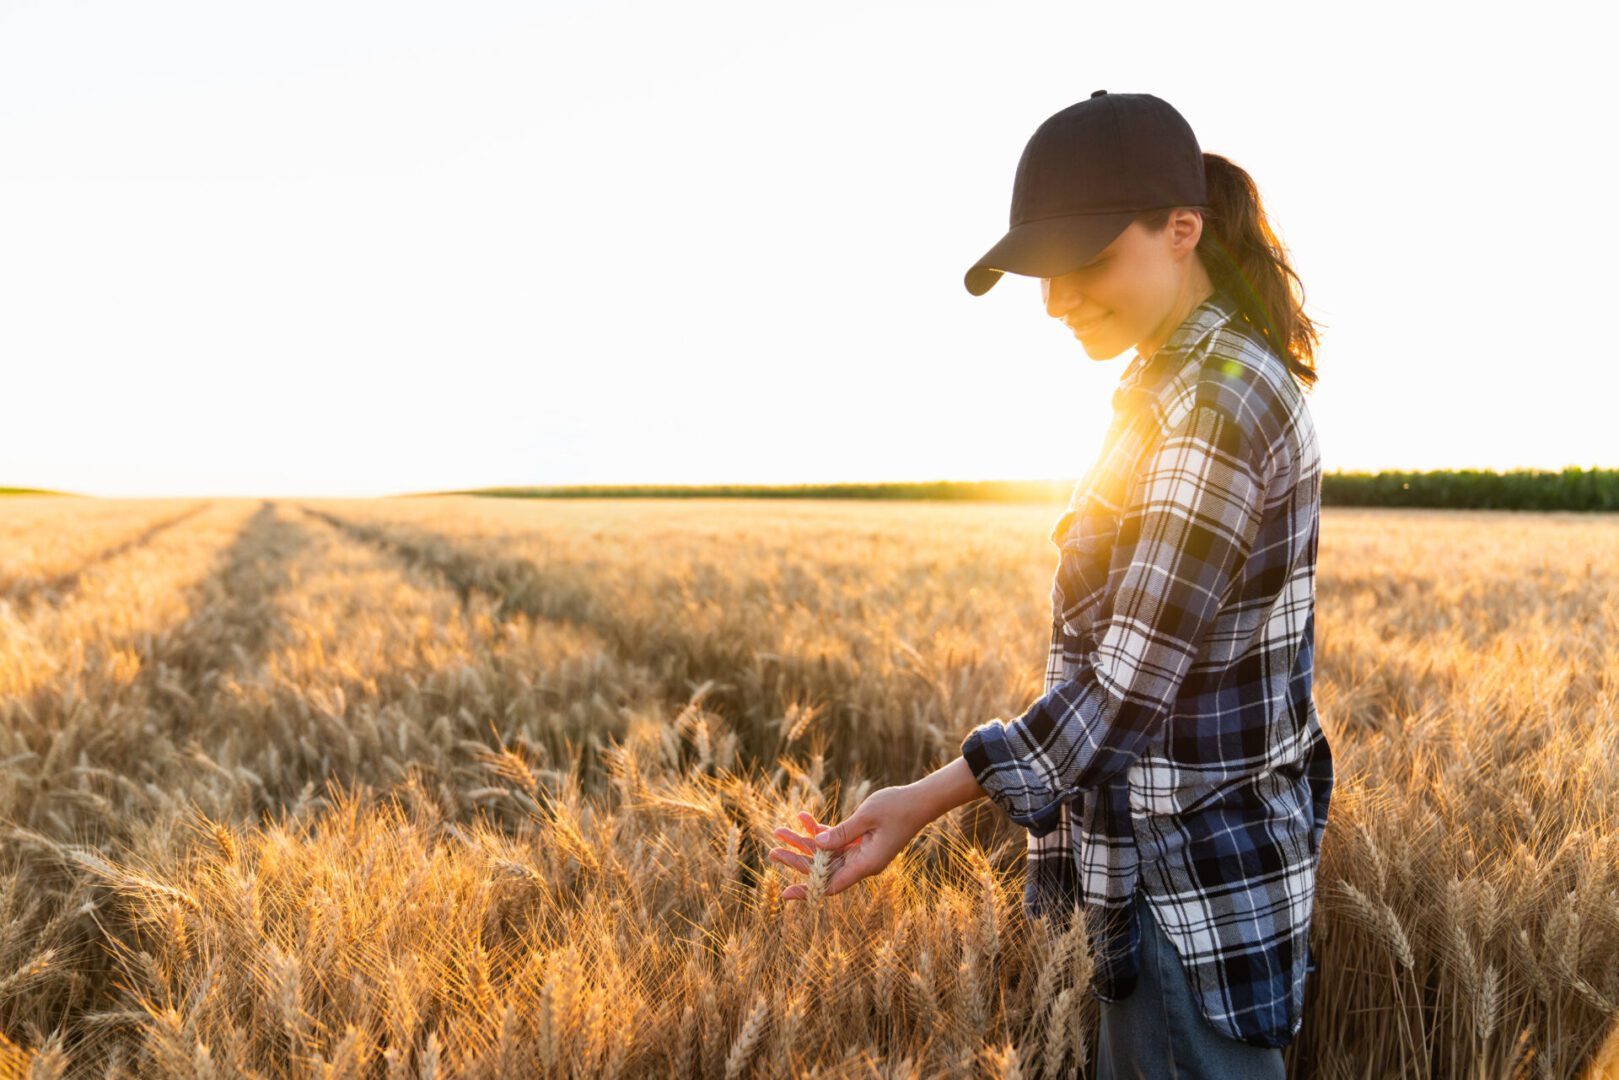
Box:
[1067,312,1108,335]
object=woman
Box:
[769,91,1333,1078]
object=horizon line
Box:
[8,464,1618,500]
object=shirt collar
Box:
[1114,287,1240,402]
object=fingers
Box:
[773,807,866,904]
[773,826,810,854]
[822,846,866,896]
[768,846,812,873]
[779,864,861,903]
[769,844,850,876]
[775,847,856,903]
[814,819,852,851]
[773,811,834,855]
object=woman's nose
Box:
[1043,277,1076,319]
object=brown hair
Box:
[1136,152,1321,391]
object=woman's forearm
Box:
[903,754,988,824]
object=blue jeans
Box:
[1095,889,1288,1080]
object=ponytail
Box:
[1138,153,1321,391]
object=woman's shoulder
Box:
[1162,319,1319,484]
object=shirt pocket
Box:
[1050,493,1121,635]
[1127,728,1257,821]
[1128,743,1224,819]
[1126,751,1179,818]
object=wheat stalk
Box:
[783,700,822,745]
[1332,879,1415,970]
[804,847,832,908]
[0,948,57,1001]
[773,988,805,1074]
[1442,877,1482,1001]
[977,872,1001,972]
[723,994,769,1080]
[1354,817,1389,897]
[1029,916,1084,1032]
[418,1031,441,1080]
[907,948,944,1032]
[721,822,742,886]
[210,823,239,866]
[1042,987,1076,1078]
[676,1002,698,1078]
[1477,961,1502,1044]
[959,956,989,1037]
[872,939,900,1018]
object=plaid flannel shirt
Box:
[961,287,1334,1049]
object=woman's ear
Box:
[1169,208,1202,256]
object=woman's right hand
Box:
[768,785,929,902]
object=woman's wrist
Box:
[903,755,988,825]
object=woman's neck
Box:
[1136,271,1217,362]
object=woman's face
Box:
[1039,209,1208,362]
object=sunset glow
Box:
[0,1,1610,497]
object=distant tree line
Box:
[1319,467,1618,511]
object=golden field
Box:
[0,496,1616,1079]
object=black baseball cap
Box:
[964,90,1208,296]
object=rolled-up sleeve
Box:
[962,403,1266,836]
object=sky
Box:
[1,0,1612,498]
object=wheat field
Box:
[0,496,1615,1079]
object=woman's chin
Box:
[1080,337,1128,361]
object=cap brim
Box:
[963,210,1139,296]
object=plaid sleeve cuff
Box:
[960,717,1068,838]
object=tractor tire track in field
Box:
[6,501,312,817]
[6,501,212,614]
[292,505,880,773]
[148,500,310,740]
[0,501,312,1061]
[297,505,597,623]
